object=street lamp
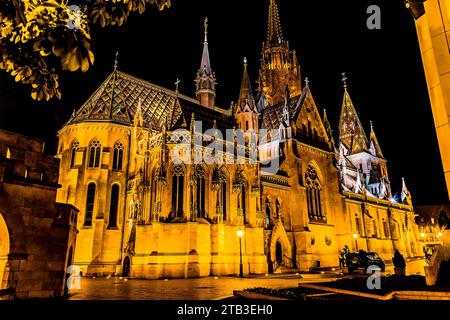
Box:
[353,233,359,252]
[405,0,426,20]
[237,229,244,278]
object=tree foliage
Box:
[0,0,171,101]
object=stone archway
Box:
[0,212,10,289]
[268,219,292,271]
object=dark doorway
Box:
[64,246,73,296]
[276,242,283,266]
[122,256,131,277]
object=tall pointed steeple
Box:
[235,58,259,133]
[133,98,144,127]
[267,0,283,45]
[195,17,216,109]
[401,177,412,206]
[258,0,302,106]
[369,121,385,159]
[237,57,257,114]
[338,73,369,155]
[200,18,212,75]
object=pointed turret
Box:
[369,121,385,159]
[195,17,216,109]
[401,177,412,204]
[133,98,144,127]
[237,58,257,114]
[235,58,259,134]
[338,73,369,155]
[258,0,302,106]
[282,98,290,127]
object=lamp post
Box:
[237,229,244,278]
[353,233,359,252]
[420,232,426,241]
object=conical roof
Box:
[236,58,257,114]
[339,89,369,154]
[369,123,385,159]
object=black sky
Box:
[0,0,447,205]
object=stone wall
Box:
[0,129,78,299]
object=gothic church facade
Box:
[55,0,422,278]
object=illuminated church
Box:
[56,0,422,278]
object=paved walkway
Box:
[68,275,319,300]
[68,259,426,300]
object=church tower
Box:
[338,74,369,156]
[258,0,302,107]
[195,17,216,109]
[235,58,259,136]
[338,74,391,199]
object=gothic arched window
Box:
[391,221,399,240]
[70,140,79,168]
[88,139,101,168]
[108,184,120,228]
[240,184,247,224]
[220,170,227,221]
[196,166,207,218]
[383,219,390,239]
[265,199,271,228]
[305,163,325,222]
[84,183,96,226]
[234,172,247,224]
[113,141,124,170]
[355,214,362,235]
[372,219,378,238]
[171,165,185,218]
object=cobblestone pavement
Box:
[68,275,309,300]
[68,259,426,300]
[385,258,426,275]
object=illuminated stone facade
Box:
[0,129,78,298]
[56,0,422,278]
[406,0,450,200]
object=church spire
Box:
[267,0,283,45]
[401,177,412,206]
[200,17,211,74]
[237,57,257,114]
[369,121,385,159]
[235,58,259,133]
[258,0,301,106]
[195,17,216,109]
[133,98,144,127]
[338,73,369,155]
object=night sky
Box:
[0,0,447,205]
